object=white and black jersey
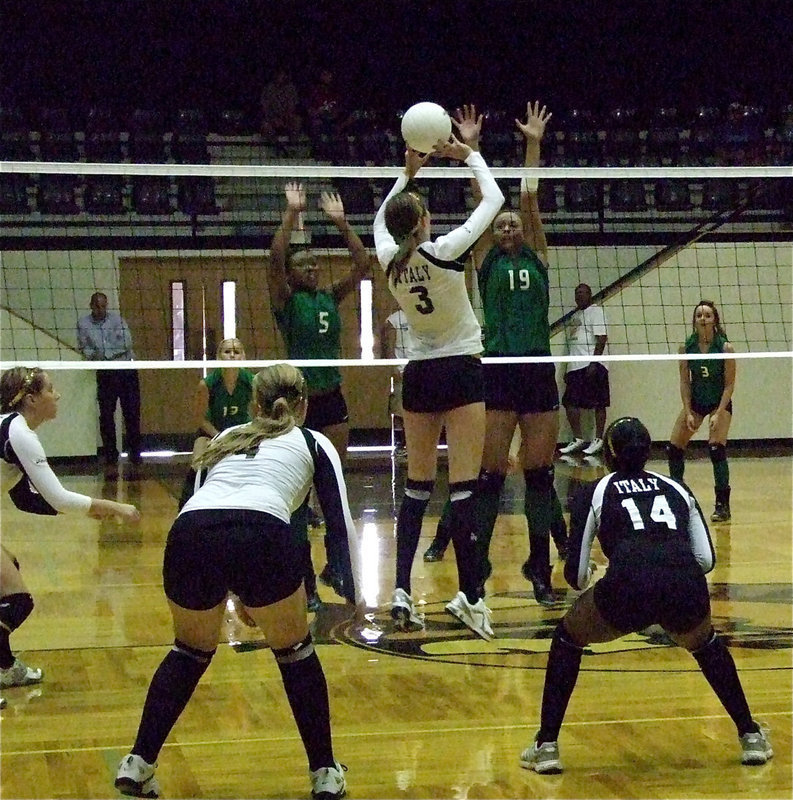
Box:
[565,469,714,591]
[0,412,92,516]
[373,151,504,361]
[182,424,359,601]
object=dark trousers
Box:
[96,368,141,461]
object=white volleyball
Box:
[401,102,452,153]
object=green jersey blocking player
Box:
[269,184,371,602]
[425,102,568,607]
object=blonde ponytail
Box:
[193,363,306,471]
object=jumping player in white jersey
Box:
[520,417,772,774]
[373,134,504,640]
[115,364,354,800]
[0,367,139,705]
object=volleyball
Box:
[401,102,452,153]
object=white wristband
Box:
[521,176,539,193]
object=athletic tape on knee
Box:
[0,593,34,631]
[708,443,727,463]
[172,638,216,664]
[449,479,478,502]
[273,633,315,664]
[405,478,434,501]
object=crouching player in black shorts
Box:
[520,416,772,774]
[115,364,355,800]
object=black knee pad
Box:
[173,639,216,665]
[477,469,506,496]
[0,593,34,631]
[553,620,584,652]
[708,443,727,463]
[273,633,315,665]
[524,466,554,493]
[667,443,685,465]
[690,628,718,657]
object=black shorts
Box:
[483,360,559,414]
[402,355,483,413]
[562,364,610,409]
[691,399,733,417]
[305,385,349,430]
[593,541,710,634]
[163,509,304,610]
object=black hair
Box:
[603,417,652,472]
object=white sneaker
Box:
[519,735,563,774]
[0,657,43,689]
[310,760,347,799]
[391,588,425,631]
[559,438,585,455]
[115,753,160,798]
[0,696,6,709]
[445,591,494,641]
[740,723,773,765]
[582,438,603,455]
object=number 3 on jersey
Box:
[621,495,678,531]
[409,285,434,315]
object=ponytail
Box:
[192,363,306,471]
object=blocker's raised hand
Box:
[516,101,552,141]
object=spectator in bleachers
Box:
[305,68,354,161]
[715,102,764,165]
[259,69,302,139]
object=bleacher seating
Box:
[0,100,787,225]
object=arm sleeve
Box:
[564,482,598,590]
[373,173,408,268]
[687,492,715,573]
[9,418,92,513]
[307,430,360,604]
[431,151,504,261]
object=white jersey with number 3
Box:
[374,151,504,361]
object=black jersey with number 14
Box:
[565,469,715,590]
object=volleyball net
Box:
[1,158,791,449]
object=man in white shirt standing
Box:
[559,284,609,456]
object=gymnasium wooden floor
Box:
[1,450,791,799]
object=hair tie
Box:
[9,370,36,408]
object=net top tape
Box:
[1,351,790,372]
[2,161,792,180]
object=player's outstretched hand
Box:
[452,104,483,146]
[516,100,552,141]
[432,134,472,162]
[320,191,345,222]
[284,181,306,211]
